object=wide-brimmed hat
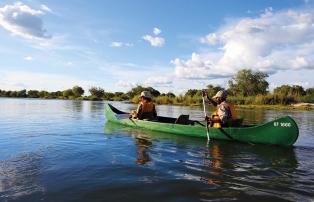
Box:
[139,91,152,99]
[212,90,227,99]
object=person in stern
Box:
[130,91,157,121]
[202,90,237,128]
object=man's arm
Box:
[134,103,142,118]
[202,90,217,106]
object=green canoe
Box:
[104,104,299,146]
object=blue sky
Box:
[0,0,313,94]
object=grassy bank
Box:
[236,104,314,111]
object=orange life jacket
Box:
[211,111,221,128]
[140,101,154,113]
[210,101,237,128]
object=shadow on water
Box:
[103,122,305,201]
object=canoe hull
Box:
[104,104,299,146]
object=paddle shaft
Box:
[202,96,210,141]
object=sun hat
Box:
[212,90,227,99]
[139,91,152,99]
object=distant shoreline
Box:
[1,97,313,111]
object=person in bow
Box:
[131,91,157,121]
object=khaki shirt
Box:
[217,101,232,124]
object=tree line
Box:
[1,69,313,105]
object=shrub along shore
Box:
[1,69,313,110]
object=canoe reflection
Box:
[200,141,298,187]
[201,144,223,186]
[134,138,152,165]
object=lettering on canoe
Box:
[273,122,291,127]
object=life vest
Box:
[211,111,221,128]
[140,101,154,113]
[137,101,156,120]
[210,102,237,128]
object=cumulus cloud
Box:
[200,33,219,45]
[144,76,173,87]
[143,27,165,47]
[153,27,161,35]
[143,35,165,47]
[0,2,51,40]
[110,41,133,48]
[40,4,52,13]
[173,8,314,79]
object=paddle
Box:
[202,91,210,141]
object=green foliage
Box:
[72,86,84,97]
[206,85,224,97]
[28,90,40,98]
[228,69,269,96]
[274,85,305,96]
[39,91,49,98]
[306,87,314,96]
[89,87,105,98]
[63,89,74,98]
[127,85,160,98]
[166,92,176,97]
[185,89,201,97]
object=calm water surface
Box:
[0,98,313,202]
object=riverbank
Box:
[1,97,314,111]
[236,104,314,111]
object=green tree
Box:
[10,91,17,97]
[28,90,39,98]
[166,92,176,97]
[306,87,314,96]
[63,89,74,97]
[17,89,27,97]
[185,89,201,97]
[228,69,269,96]
[89,87,105,98]
[38,91,49,98]
[126,85,160,98]
[274,85,305,96]
[206,84,224,97]
[5,91,11,97]
[72,86,84,97]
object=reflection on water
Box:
[105,121,309,201]
[134,138,152,165]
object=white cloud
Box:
[110,41,133,48]
[24,56,33,61]
[200,33,219,45]
[40,4,52,13]
[153,27,161,35]
[173,8,314,79]
[0,70,97,91]
[144,76,173,87]
[111,41,123,47]
[116,80,137,88]
[0,2,51,40]
[143,35,165,47]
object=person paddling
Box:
[130,91,157,121]
[202,90,237,127]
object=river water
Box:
[0,98,313,202]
